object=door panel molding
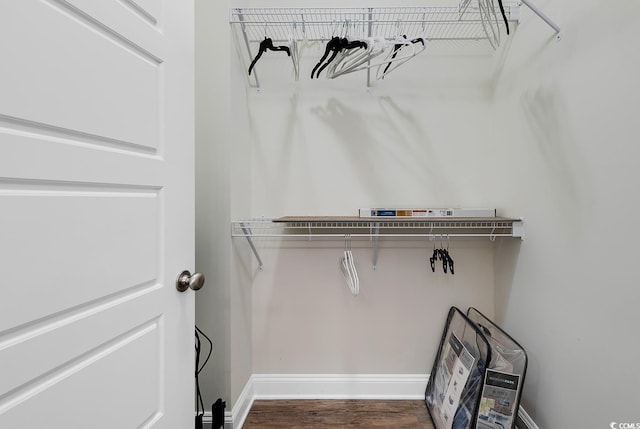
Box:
[44,0,163,64]
[0,114,158,156]
[0,318,163,425]
[118,0,159,27]
[0,0,194,425]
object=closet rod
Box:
[230,19,498,25]
[232,233,516,238]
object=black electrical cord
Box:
[195,325,213,423]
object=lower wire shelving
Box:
[232,216,524,269]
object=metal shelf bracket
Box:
[520,0,561,38]
[372,222,381,270]
[239,222,264,270]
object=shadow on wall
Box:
[490,30,557,98]
[519,84,592,234]
[249,91,302,211]
[311,96,452,200]
[311,97,396,196]
[378,96,452,198]
[493,237,523,324]
[491,238,544,414]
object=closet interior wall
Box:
[205,0,516,415]
[202,0,510,416]
[491,0,640,427]
[232,2,506,377]
[196,0,254,417]
[197,0,640,427]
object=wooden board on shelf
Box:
[273,216,518,223]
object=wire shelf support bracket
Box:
[520,0,561,39]
[239,221,264,270]
[372,222,381,271]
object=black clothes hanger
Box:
[311,37,367,79]
[313,37,367,79]
[497,0,510,35]
[430,246,438,272]
[441,248,454,275]
[439,247,448,274]
[248,37,291,76]
[311,37,341,79]
[430,243,454,275]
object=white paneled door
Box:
[0,1,195,427]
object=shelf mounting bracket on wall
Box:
[372,222,381,270]
[239,222,264,270]
[520,0,561,39]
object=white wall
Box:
[252,241,496,374]
[195,0,254,412]
[197,0,640,425]
[196,0,228,407]
[244,42,503,375]
[493,0,640,427]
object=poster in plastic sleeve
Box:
[475,369,521,429]
[439,333,475,429]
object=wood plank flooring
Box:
[242,400,435,429]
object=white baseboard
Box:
[517,406,540,429]
[210,373,538,429]
[210,374,427,428]
[201,377,254,429]
[201,409,246,429]
[252,373,429,400]
[229,375,255,429]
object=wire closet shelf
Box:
[232,217,524,269]
[230,5,519,45]
[232,217,524,240]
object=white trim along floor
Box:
[201,374,538,429]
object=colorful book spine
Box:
[358,208,496,218]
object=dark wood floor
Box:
[242,400,435,429]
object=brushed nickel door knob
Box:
[176,270,205,292]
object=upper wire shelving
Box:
[230,3,559,88]
[230,6,518,45]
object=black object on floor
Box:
[212,398,226,429]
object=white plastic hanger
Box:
[340,254,352,293]
[478,0,501,50]
[375,35,426,80]
[288,34,300,81]
[339,234,359,296]
[327,37,387,79]
[325,36,426,80]
[347,238,359,295]
[376,20,427,80]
